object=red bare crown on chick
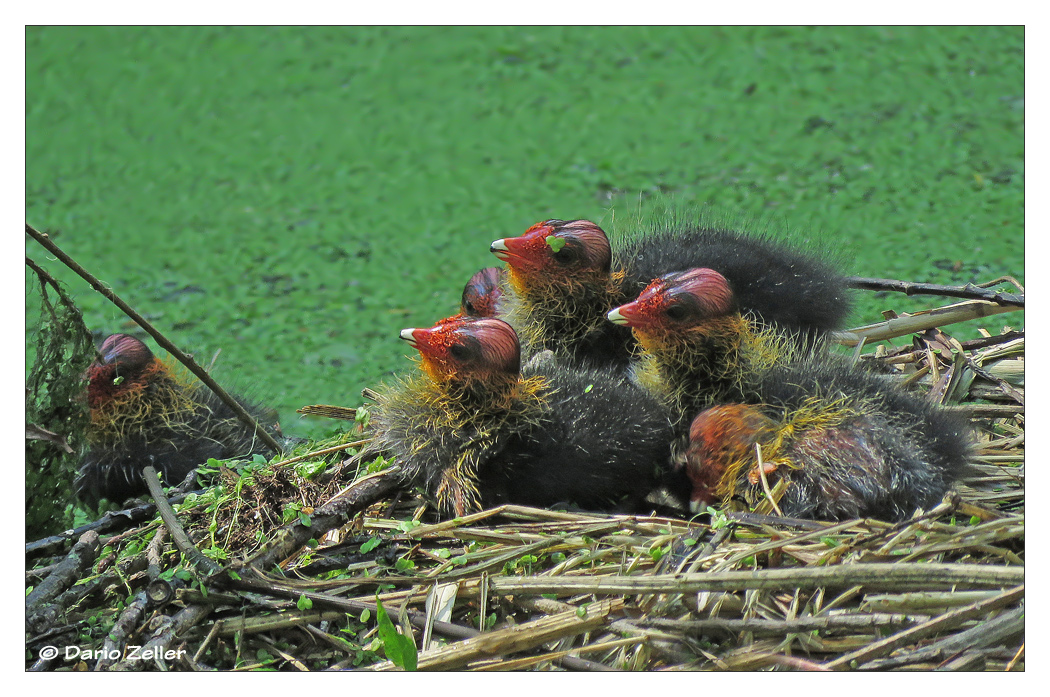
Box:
[400,317,521,382]
[607,268,736,333]
[460,267,504,318]
[681,404,777,512]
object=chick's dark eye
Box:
[551,244,579,265]
[665,304,690,322]
[449,343,471,360]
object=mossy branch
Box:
[141,465,223,578]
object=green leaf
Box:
[298,512,312,527]
[297,594,313,611]
[706,506,729,529]
[360,537,381,553]
[375,596,417,671]
[583,383,593,393]
[397,519,421,533]
[545,236,566,253]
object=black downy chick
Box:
[76,333,281,506]
[363,316,675,517]
[681,357,974,522]
[607,271,972,521]
[491,218,851,368]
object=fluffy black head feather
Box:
[616,224,854,341]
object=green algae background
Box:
[26,26,1024,441]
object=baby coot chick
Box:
[607,270,972,521]
[608,267,792,421]
[491,219,633,367]
[617,218,853,343]
[76,333,280,507]
[363,316,674,517]
[491,218,851,368]
[459,266,504,318]
[682,357,974,521]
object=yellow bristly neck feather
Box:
[633,315,791,419]
[372,366,551,515]
[503,268,626,357]
[88,359,203,446]
[715,395,861,505]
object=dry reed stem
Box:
[823,584,1024,670]
[834,299,1021,346]
[488,564,1023,596]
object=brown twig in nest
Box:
[845,276,1024,307]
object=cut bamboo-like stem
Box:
[488,564,1023,596]
[834,300,1021,347]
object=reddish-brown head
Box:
[607,268,736,335]
[401,316,520,384]
[490,220,611,292]
[460,267,504,318]
[86,334,159,408]
[682,404,775,511]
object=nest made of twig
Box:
[25,293,1024,672]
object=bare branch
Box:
[846,276,1024,307]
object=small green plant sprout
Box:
[355,406,371,429]
[545,236,566,253]
[706,506,730,530]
